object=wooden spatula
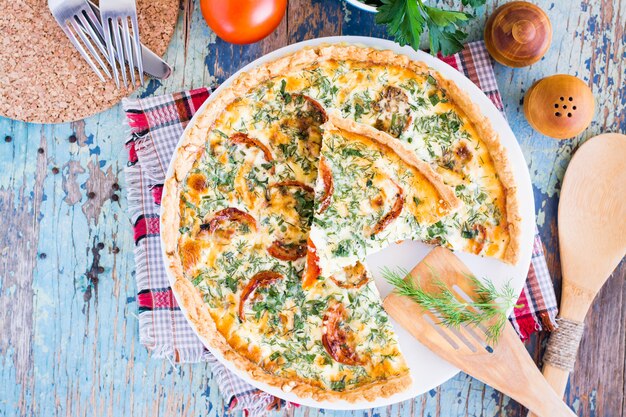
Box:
[529,133,626,414]
[383,247,576,417]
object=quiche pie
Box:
[161,44,521,402]
[305,113,461,285]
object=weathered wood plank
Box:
[0,129,46,417]
[0,0,624,416]
[565,263,626,416]
[288,0,342,42]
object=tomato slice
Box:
[269,180,314,194]
[322,302,361,366]
[230,132,274,164]
[266,181,312,261]
[291,94,328,123]
[267,240,307,262]
[302,238,321,289]
[239,271,284,321]
[370,182,404,236]
[317,158,334,214]
[201,207,257,237]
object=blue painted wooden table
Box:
[1,1,624,416]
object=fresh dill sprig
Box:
[381,266,522,344]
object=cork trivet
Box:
[0,0,179,124]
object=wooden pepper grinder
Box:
[484,1,552,67]
[524,75,595,139]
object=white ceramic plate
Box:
[163,36,535,410]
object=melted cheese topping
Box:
[177,57,511,395]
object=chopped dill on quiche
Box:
[173,48,517,396]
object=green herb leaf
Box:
[332,240,352,257]
[423,5,470,27]
[279,79,292,104]
[462,0,487,8]
[354,102,366,120]
[461,223,478,239]
[375,0,483,57]
[428,93,440,106]
[213,129,229,139]
[424,6,470,56]
[381,266,522,343]
[376,0,426,52]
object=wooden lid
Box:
[484,1,552,67]
[523,75,595,139]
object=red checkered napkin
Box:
[123,41,558,416]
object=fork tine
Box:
[75,12,111,78]
[61,25,105,82]
[111,18,128,88]
[130,15,144,85]
[80,8,108,60]
[83,6,104,36]
[102,18,120,88]
[120,18,136,86]
[67,19,110,82]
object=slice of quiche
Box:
[305,113,461,286]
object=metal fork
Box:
[100,0,144,88]
[48,0,112,82]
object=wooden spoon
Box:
[528,133,626,416]
[383,247,576,417]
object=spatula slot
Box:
[447,326,478,352]
[462,324,487,347]
[452,285,481,311]
[424,314,460,350]
[426,311,480,353]
[451,285,495,353]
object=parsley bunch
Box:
[375,0,487,56]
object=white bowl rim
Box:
[344,0,378,13]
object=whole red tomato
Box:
[200,0,287,44]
